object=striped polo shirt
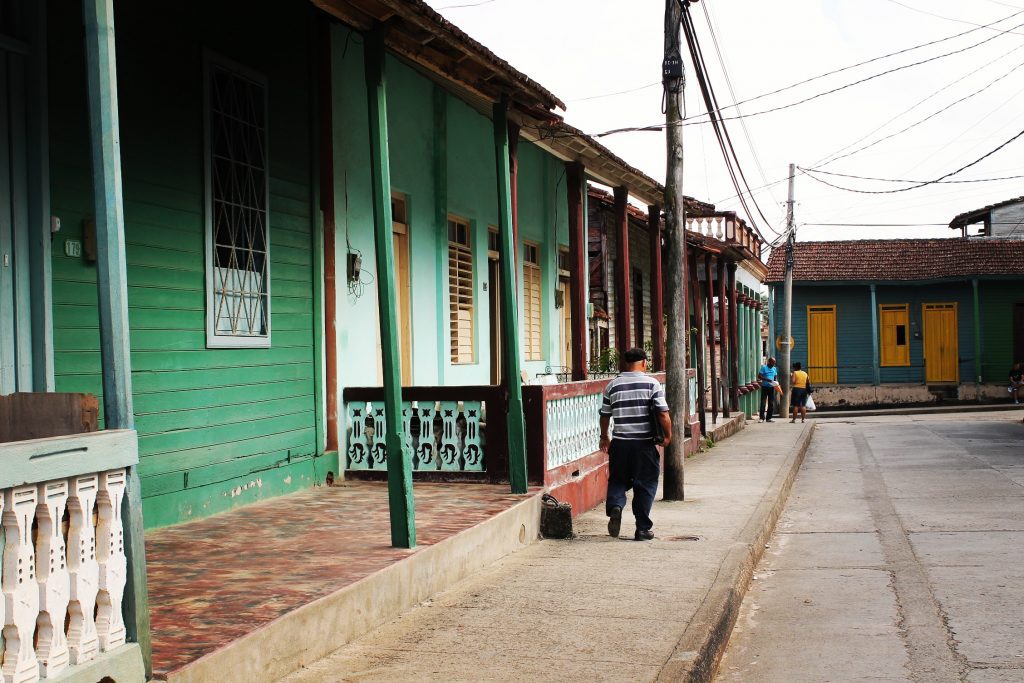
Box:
[599,372,669,441]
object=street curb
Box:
[811,403,1024,419]
[656,421,816,683]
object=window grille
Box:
[205,57,270,347]
[523,243,543,360]
[448,217,474,364]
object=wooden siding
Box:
[48,1,320,528]
[978,280,1024,380]
[774,281,981,385]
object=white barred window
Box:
[204,55,271,348]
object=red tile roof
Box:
[765,238,1024,283]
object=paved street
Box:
[717,413,1024,683]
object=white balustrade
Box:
[0,468,129,681]
[545,392,603,469]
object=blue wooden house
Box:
[766,238,1024,408]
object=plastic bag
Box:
[805,394,816,412]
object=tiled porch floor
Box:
[145,481,531,679]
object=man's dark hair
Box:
[793,362,802,370]
[623,347,648,364]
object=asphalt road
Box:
[716,413,1024,683]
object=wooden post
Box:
[567,162,588,381]
[365,26,415,548]
[318,17,339,453]
[494,99,529,494]
[689,250,705,435]
[738,290,747,416]
[508,119,520,276]
[433,86,448,384]
[767,285,775,362]
[613,186,632,357]
[972,279,983,384]
[82,0,151,674]
[716,258,730,418]
[649,204,665,371]
[870,284,881,387]
[704,254,717,423]
[727,262,740,412]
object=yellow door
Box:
[923,303,958,383]
[559,281,571,371]
[393,232,412,385]
[807,305,837,384]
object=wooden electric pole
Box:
[779,163,796,420]
[663,0,688,500]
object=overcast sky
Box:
[423,0,1024,246]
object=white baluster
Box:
[35,480,71,678]
[2,486,40,683]
[66,475,99,665]
[715,217,724,240]
[95,470,127,652]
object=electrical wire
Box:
[680,2,779,239]
[798,169,1024,184]
[882,0,1024,34]
[567,81,661,103]
[798,125,1024,194]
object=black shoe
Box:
[765,419,774,423]
[635,529,655,541]
[608,506,622,537]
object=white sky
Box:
[423,0,1024,246]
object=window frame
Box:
[522,241,543,361]
[447,214,475,365]
[879,303,911,367]
[203,50,272,349]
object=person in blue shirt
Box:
[758,357,779,422]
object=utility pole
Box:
[780,163,796,420]
[663,0,687,500]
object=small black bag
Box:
[807,380,814,395]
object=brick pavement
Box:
[145,481,530,679]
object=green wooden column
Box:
[365,26,415,548]
[82,0,151,674]
[738,290,747,415]
[870,285,880,386]
[493,99,528,494]
[972,279,982,384]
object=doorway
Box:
[1013,303,1024,368]
[807,305,837,384]
[488,228,501,385]
[0,38,32,394]
[923,303,958,383]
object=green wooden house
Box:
[766,238,1024,408]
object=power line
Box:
[798,169,1024,184]
[813,42,1024,168]
[882,0,1024,34]
[566,81,660,103]
[798,126,1024,194]
[435,0,501,9]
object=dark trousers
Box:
[760,386,776,421]
[605,439,660,532]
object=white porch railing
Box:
[1,430,139,682]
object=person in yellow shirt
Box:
[790,362,810,423]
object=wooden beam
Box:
[727,262,740,413]
[717,258,730,418]
[689,250,706,436]
[494,98,528,495]
[649,204,665,372]
[704,254,718,423]
[567,162,587,381]
[613,186,631,357]
[82,0,150,675]
[365,25,416,548]
[319,16,339,454]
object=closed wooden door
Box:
[393,232,412,385]
[923,303,958,383]
[1013,303,1024,366]
[559,281,571,371]
[807,305,837,384]
[0,44,31,394]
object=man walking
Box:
[759,357,778,422]
[599,348,672,541]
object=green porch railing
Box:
[342,385,508,481]
[0,430,145,681]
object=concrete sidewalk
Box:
[282,419,814,683]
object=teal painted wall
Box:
[330,24,570,466]
[978,280,1024,381]
[48,1,325,528]
[771,281,984,385]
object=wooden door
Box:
[807,305,837,384]
[392,231,412,385]
[1013,303,1024,367]
[0,44,31,394]
[488,257,501,384]
[923,303,958,383]
[559,281,571,371]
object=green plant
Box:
[590,347,620,373]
